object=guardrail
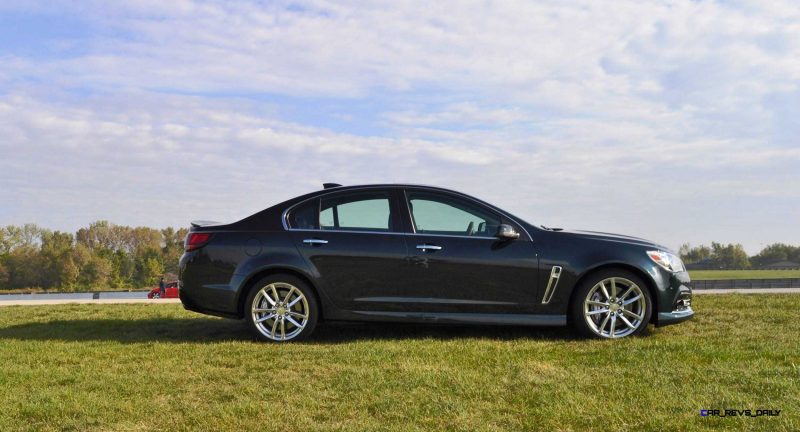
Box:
[0,291,149,301]
[691,278,800,290]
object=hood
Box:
[554,229,671,251]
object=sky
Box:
[1,0,798,254]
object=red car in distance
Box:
[147,281,179,299]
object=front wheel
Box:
[571,269,652,339]
[245,275,319,342]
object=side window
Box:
[288,200,318,229]
[320,192,394,232]
[407,192,500,237]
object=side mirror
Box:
[496,224,520,240]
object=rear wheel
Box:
[571,269,652,339]
[245,274,319,342]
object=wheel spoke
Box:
[270,285,280,304]
[610,279,617,298]
[599,312,611,333]
[587,300,608,307]
[283,286,296,304]
[619,315,636,329]
[619,285,635,301]
[286,316,303,328]
[280,319,286,340]
[287,296,303,308]
[260,288,276,306]
[622,309,642,320]
[255,313,276,323]
[271,316,279,337]
[288,311,308,319]
[253,307,273,313]
[598,282,610,300]
[622,295,642,305]
[609,314,617,337]
[587,308,610,315]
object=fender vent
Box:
[541,266,563,304]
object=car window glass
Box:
[320,192,393,231]
[408,192,500,236]
[288,200,318,229]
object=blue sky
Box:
[1,0,799,253]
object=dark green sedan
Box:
[178,183,693,342]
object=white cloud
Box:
[0,0,799,252]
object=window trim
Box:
[402,189,503,240]
[282,186,532,242]
[285,187,400,234]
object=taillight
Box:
[185,232,212,251]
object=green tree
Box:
[0,259,9,287]
[161,227,187,276]
[678,243,712,264]
[40,231,78,289]
[711,242,750,270]
[142,256,165,286]
[751,243,800,267]
[4,246,44,288]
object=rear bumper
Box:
[179,285,240,319]
[178,251,241,319]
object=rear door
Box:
[287,188,418,311]
[400,188,539,313]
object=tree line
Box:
[0,222,188,291]
[679,242,800,270]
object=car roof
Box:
[312,183,463,194]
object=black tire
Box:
[244,274,319,342]
[570,269,652,339]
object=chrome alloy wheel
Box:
[583,277,646,338]
[251,282,309,341]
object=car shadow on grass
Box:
[0,318,577,344]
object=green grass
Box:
[689,270,800,280]
[0,296,798,431]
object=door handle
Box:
[416,244,442,252]
[303,239,329,245]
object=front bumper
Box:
[655,277,693,327]
[656,307,694,326]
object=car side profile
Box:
[178,184,693,342]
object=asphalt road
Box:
[692,288,800,295]
[0,298,181,306]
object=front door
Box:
[402,189,539,313]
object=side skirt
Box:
[349,311,567,326]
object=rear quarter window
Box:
[288,200,318,229]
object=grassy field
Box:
[0,296,798,431]
[689,270,800,280]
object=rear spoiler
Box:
[190,220,224,228]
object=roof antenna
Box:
[323,183,342,189]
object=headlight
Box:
[647,250,685,272]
